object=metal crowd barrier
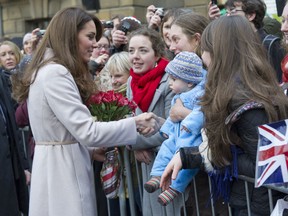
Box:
[19,127,288,216]
[102,147,288,216]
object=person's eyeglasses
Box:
[95,44,110,50]
[226,8,243,15]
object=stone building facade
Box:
[0,0,209,39]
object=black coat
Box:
[0,73,29,216]
[181,107,285,215]
[229,108,284,216]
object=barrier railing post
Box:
[268,188,273,213]
[244,180,251,216]
[123,148,137,216]
[208,176,216,216]
[192,178,200,216]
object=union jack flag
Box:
[255,119,288,188]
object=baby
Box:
[144,51,206,206]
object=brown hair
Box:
[14,7,103,103]
[201,16,288,167]
[172,12,209,57]
[128,27,166,58]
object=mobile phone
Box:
[211,0,218,5]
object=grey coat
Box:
[127,73,187,216]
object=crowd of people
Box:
[2,0,288,216]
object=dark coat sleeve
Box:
[180,146,202,169]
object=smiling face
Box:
[162,16,173,47]
[111,69,130,90]
[128,35,159,75]
[169,24,196,55]
[91,36,110,58]
[78,20,97,63]
[0,44,18,70]
[23,40,32,55]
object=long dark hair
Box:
[201,16,288,167]
[14,7,103,103]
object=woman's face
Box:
[0,44,18,70]
[92,36,110,58]
[169,24,197,55]
[128,35,159,75]
[23,40,32,55]
[78,20,97,63]
[162,17,173,47]
[201,50,212,68]
[281,4,288,45]
[110,69,130,90]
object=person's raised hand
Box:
[208,2,221,20]
[148,14,162,30]
[146,5,156,24]
[93,53,109,65]
[112,30,127,48]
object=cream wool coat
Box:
[28,52,137,216]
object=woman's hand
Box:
[92,53,109,66]
[134,149,153,164]
[208,2,221,20]
[91,147,106,162]
[24,170,31,185]
[160,152,182,191]
[112,30,127,48]
[169,99,191,122]
[134,112,161,137]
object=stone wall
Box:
[0,0,209,38]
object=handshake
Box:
[134,112,164,137]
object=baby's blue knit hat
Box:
[165,51,203,84]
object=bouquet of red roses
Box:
[86,90,137,121]
[86,90,137,199]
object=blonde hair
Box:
[105,52,131,75]
[0,40,23,68]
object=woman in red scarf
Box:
[126,27,175,215]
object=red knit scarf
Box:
[130,58,169,112]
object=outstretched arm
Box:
[160,146,203,190]
[160,151,182,191]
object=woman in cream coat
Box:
[14,7,159,216]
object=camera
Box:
[36,29,46,37]
[120,21,131,35]
[154,7,165,19]
[102,20,114,29]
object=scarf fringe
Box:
[208,145,240,203]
